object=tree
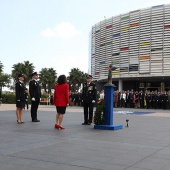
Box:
[0,61,11,97]
[11,61,35,85]
[39,68,57,93]
[67,68,87,92]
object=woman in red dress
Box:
[53,75,70,129]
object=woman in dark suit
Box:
[15,73,26,124]
[53,75,70,130]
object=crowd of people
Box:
[15,73,97,129]
[114,89,170,110]
[15,72,170,130]
[69,89,170,110]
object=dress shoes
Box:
[59,126,65,130]
[32,119,40,122]
[54,124,65,130]
[82,122,88,125]
[54,124,60,129]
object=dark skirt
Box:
[16,101,25,108]
[56,106,66,114]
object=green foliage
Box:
[11,61,35,85]
[41,94,49,98]
[1,93,49,104]
[39,68,57,93]
[0,61,11,97]
[0,61,3,73]
[94,99,105,125]
[1,93,16,104]
[67,68,87,92]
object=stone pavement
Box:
[0,104,170,170]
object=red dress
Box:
[53,83,70,107]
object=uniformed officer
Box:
[161,91,168,110]
[29,72,41,122]
[15,73,26,124]
[139,90,144,108]
[146,91,152,109]
[82,75,96,125]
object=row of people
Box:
[114,90,169,110]
[16,73,70,129]
[15,72,42,124]
[15,73,97,129]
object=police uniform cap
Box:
[31,72,38,77]
[86,74,93,79]
[18,73,24,78]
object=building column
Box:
[161,82,165,92]
[118,79,123,92]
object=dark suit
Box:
[82,82,96,124]
[162,93,168,110]
[146,93,152,109]
[139,92,144,108]
[29,79,41,121]
[125,93,130,108]
[129,92,134,108]
[15,81,26,108]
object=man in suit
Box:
[139,90,144,108]
[125,90,130,108]
[29,72,41,122]
[161,91,168,110]
[82,75,97,125]
[129,89,134,108]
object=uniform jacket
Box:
[82,82,96,103]
[29,79,41,101]
[15,81,26,102]
[139,92,144,101]
[53,83,70,106]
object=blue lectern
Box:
[94,83,123,130]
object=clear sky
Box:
[0,0,170,77]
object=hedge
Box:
[1,93,49,104]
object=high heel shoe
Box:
[58,125,65,130]
[54,124,65,130]
[54,124,60,129]
[17,120,22,124]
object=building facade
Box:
[90,4,170,92]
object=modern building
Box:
[90,4,170,92]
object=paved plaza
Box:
[0,104,170,170]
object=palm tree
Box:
[67,68,87,92]
[0,61,3,73]
[0,61,11,97]
[39,68,57,93]
[11,61,35,85]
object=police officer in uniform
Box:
[162,91,168,110]
[15,73,26,124]
[29,72,41,122]
[82,75,96,125]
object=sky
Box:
[1,0,170,77]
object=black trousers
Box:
[140,100,144,108]
[31,100,40,120]
[83,102,94,123]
